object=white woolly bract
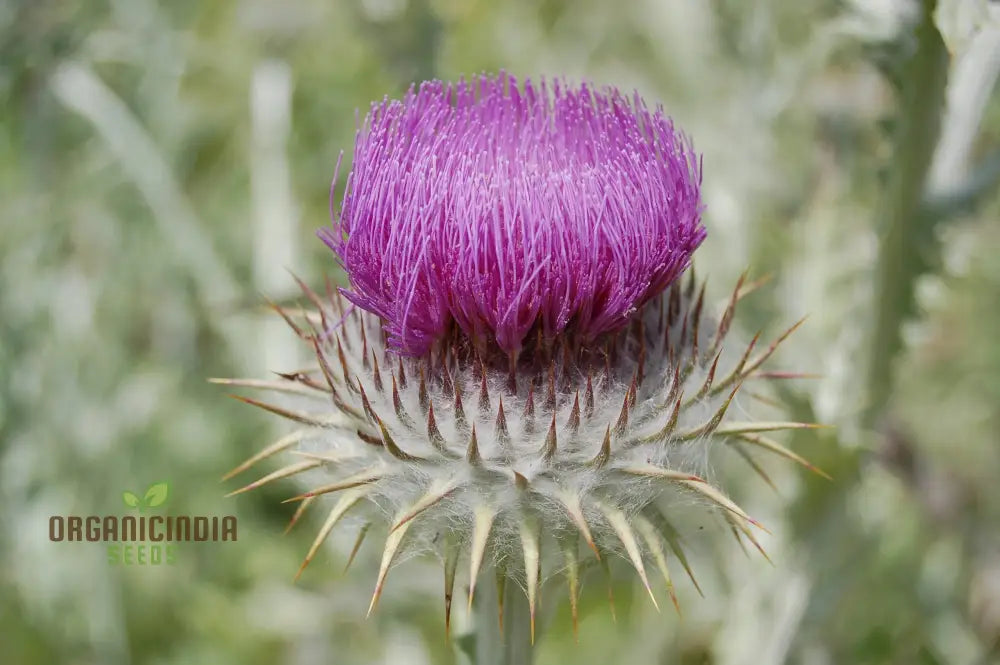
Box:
[218,271,823,631]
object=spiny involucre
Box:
[219,72,825,639]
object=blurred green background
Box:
[2,0,999,663]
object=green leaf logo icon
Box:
[144,482,170,508]
[122,491,140,508]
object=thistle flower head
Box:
[221,73,822,638]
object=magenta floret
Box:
[321,72,705,356]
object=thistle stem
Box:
[865,0,949,425]
[473,572,534,665]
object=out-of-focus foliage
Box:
[2,0,999,664]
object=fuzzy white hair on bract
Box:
[217,271,825,640]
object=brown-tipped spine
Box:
[592,425,612,469]
[523,382,536,435]
[566,392,581,434]
[541,413,558,462]
[613,390,630,438]
[357,381,376,423]
[693,351,722,402]
[495,397,510,445]
[466,424,481,465]
[426,402,452,456]
[478,371,490,414]
[377,416,421,461]
[391,374,415,428]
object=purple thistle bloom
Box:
[320,72,706,356]
[224,73,820,637]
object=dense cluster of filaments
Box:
[220,74,823,641]
[320,72,705,356]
